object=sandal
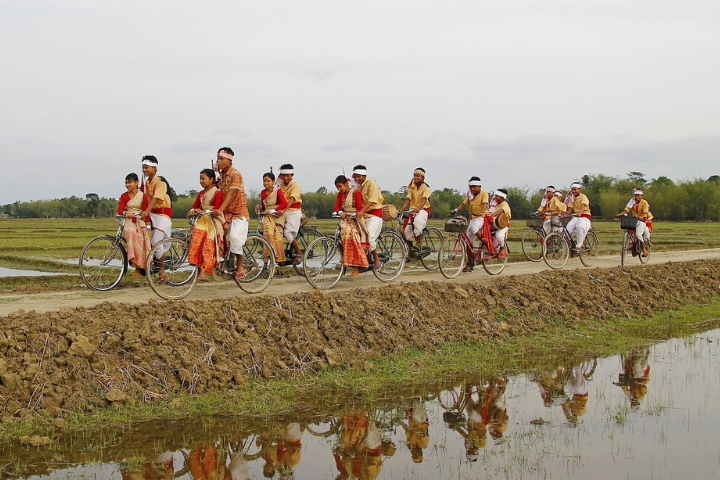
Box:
[158,273,169,282]
[234,269,246,280]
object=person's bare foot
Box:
[350,268,360,277]
[132,269,141,279]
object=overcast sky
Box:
[2,0,719,204]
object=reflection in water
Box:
[614,349,651,409]
[6,327,720,479]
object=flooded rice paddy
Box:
[0,267,68,278]
[7,325,720,480]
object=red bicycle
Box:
[438,216,508,277]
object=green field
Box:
[0,217,718,291]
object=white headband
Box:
[468,180,482,186]
[555,191,563,196]
[217,151,233,160]
[279,168,294,175]
[570,182,582,189]
[633,189,644,195]
[353,168,367,176]
[141,159,157,167]
[545,187,555,193]
[493,190,507,199]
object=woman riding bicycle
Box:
[117,172,151,278]
[615,188,653,257]
[256,171,288,265]
[333,175,369,277]
[187,168,225,281]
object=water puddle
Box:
[0,267,69,278]
[5,327,720,479]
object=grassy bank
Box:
[2,295,719,443]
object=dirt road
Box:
[2,248,719,316]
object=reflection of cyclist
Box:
[398,167,432,255]
[614,349,651,409]
[562,365,589,426]
[615,188,653,257]
[334,412,393,480]
[120,451,174,480]
[402,398,430,463]
[452,177,490,272]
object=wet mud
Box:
[0,259,719,420]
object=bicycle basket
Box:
[445,216,468,233]
[526,217,543,229]
[620,216,638,230]
[171,228,191,242]
[559,216,573,227]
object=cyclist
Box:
[257,171,288,265]
[117,172,150,277]
[333,174,369,277]
[140,155,172,281]
[277,163,304,265]
[187,169,225,281]
[564,182,592,254]
[452,176,489,272]
[398,167,432,256]
[535,185,566,234]
[489,189,511,257]
[213,147,250,280]
[615,188,653,257]
[352,165,385,271]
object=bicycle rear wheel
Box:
[147,237,198,300]
[438,235,466,279]
[373,230,406,282]
[292,227,322,276]
[621,230,631,266]
[303,237,345,289]
[579,230,599,267]
[521,229,543,262]
[79,235,128,291]
[236,234,275,293]
[481,241,508,275]
[420,227,443,271]
[542,232,569,269]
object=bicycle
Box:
[253,211,323,276]
[618,215,650,265]
[438,215,509,278]
[303,213,407,289]
[396,210,443,271]
[521,213,565,262]
[79,214,142,291]
[146,212,276,299]
[541,214,599,269]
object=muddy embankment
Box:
[1,260,719,419]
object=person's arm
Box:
[333,192,343,213]
[275,190,288,211]
[118,193,128,216]
[212,191,223,210]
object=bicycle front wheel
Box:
[80,235,127,291]
[481,241,508,275]
[373,230,406,282]
[579,230,599,267]
[292,227,322,276]
[438,235,466,279]
[621,230,631,266]
[236,234,276,294]
[542,232,569,269]
[420,227,443,271]
[303,237,345,289]
[521,229,544,262]
[639,241,650,264]
[147,237,198,300]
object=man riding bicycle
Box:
[615,188,653,257]
[398,167,432,256]
[564,182,592,254]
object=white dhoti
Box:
[493,227,508,249]
[283,210,301,242]
[228,216,249,254]
[403,210,428,241]
[566,217,591,248]
[365,215,383,251]
[149,214,172,259]
[636,220,650,242]
[466,216,485,239]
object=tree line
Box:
[3,173,719,222]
